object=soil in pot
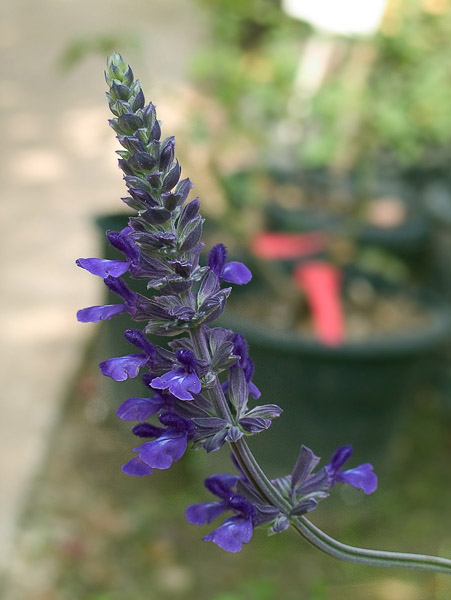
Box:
[233,275,433,342]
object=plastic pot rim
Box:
[220,289,451,361]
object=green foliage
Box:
[58,34,137,72]
[300,0,451,171]
[213,578,276,600]
[193,0,451,174]
[195,0,302,48]
[191,0,309,148]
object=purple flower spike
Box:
[76,257,130,278]
[77,303,127,323]
[207,243,252,285]
[203,516,253,553]
[121,456,154,477]
[99,353,148,381]
[135,430,188,469]
[326,445,378,495]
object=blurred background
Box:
[1,0,451,598]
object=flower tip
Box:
[337,462,378,495]
[221,261,252,285]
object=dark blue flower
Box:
[76,257,130,278]
[121,411,194,476]
[106,226,141,276]
[99,353,149,381]
[133,429,188,469]
[151,349,201,401]
[76,225,141,286]
[77,276,138,323]
[186,473,257,552]
[207,243,252,285]
[116,396,164,421]
[99,327,158,382]
[76,303,129,322]
[326,445,378,495]
[185,499,228,525]
[203,515,253,553]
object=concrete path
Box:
[0,0,206,575]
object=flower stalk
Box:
[75,52,451,572]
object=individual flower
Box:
[76,257,130,278]
[274,444,377,521]
[76,226,139,278]
[76,275,138,323]
[99,353,149,381]
[122,412,194,476]
[186,474,257,552]
[326,445,378,494]
[116,395,164,421]
[132,429,188,469]
[207,243,252,285]
[203,515,253,553]
[151,349,202,401]
[99,328,156,382]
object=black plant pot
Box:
[218,281,451,478]
[424,178,451,300]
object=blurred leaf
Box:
[308,576,328,600]
[58,34,137,72]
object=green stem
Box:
[189,325,288,509]
[292,517,451,574]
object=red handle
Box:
[251,231,329,260]
[294,261,345,346]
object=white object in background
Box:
[282,0,388,36]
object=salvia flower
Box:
[73,53,451,574]
[122,411,194,475]
[76,275,139,323]
[150,349,202,401]
[326,444,378,495]
[186,474,257,552]
[207,243,252,285]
